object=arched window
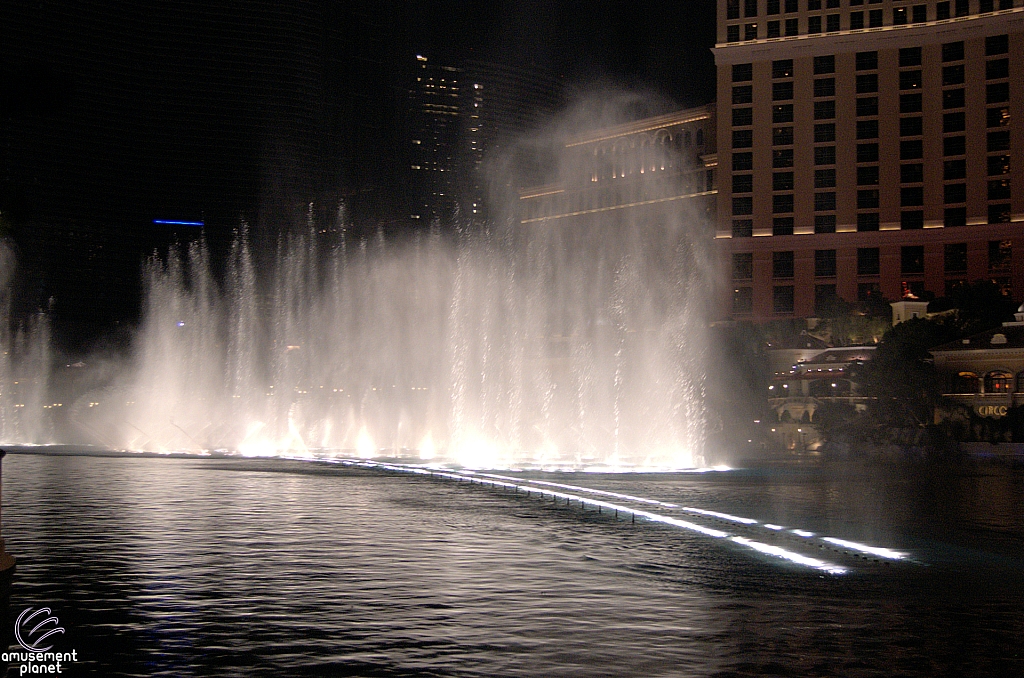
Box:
[984,370,1013,393]
[954,372,979,393]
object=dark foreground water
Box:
[2,451,1022,677]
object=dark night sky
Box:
[0,0,717,350]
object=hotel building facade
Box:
[715,0,1024,320]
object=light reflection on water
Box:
[2,452,1023,677]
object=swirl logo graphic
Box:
[15,607,65,652]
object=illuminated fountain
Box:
[0,241,51,444]
[86,112,719,469]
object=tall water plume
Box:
[91,102,719,468]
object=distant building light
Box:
[416,55,427,62]
[154,220,204,226]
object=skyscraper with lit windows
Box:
[715,0,1023,320]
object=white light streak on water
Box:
[791,530,815,538]
[470,471,680,507]
[729,537,848,575]
[822,537,907,560]
[682,507,758,525]
[764,524,784,531]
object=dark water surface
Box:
[2,451,1022,677]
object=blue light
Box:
[153,220,204,226]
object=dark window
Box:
[990,204,1012,223]
[945,243,968,272]
[858,282,882,302]
[784,0,798,11]
[732,219,754,237]
[773,127,794,145]
[858,166,880,185]
[899,47,922,67]
[733,196,753,215]
[813,78,835,97]
[727,25,741,42]
[732,85,753,104]
[901,93,923,113]
[942,41,965,62]
[868,9,883,26]
[733,152,753,171]
[773,194,794,213]
[814,123,836,143]
[732,253,754,279]
[857,120,880,139]
[900,117,923,136]
[857,143,879,163]
[912,4,928,21]
[893,7,908,24]
[945,207,967,227]
[813,55,835,74]
[944,136,966,155]
[857,97,878,116]
[733,107,754,126]
[773,81,794,100]
[814,100,836,119]
[744,23,758,40]
[733,64,753,81]
[856,73,878,93]
[815,168,837,188]
[858,248,880,276]
[901,140,924,159]
[815,215,837,233]
[987,59,1009,79]
[826,0,839,7]
[901,164,924,183]
[773,104,794,123]
[773,286,795,314]
[989,179,1011,201]
[943,112,966,133]
[732,130,753,148]
[809,16,823,32]
[901,186,924,206]
[773,172,795,191]
[858,189,880,208]
[850,11,864,29]
[901,70,923,89]
[826,14,840,31]
[772,59,794,78]
[767,0,780,13]
[745,0,759,16]
[785,17,799,34]
[942,65,965,86]
[943,89,965,108]
[945,158,967,179]
[902,211,924,229]
[815,250,837,277]
[815,192,836,211]
[988,107,1011,127]
[857,213,880,231]
[733,174,754,193]
[981,0,994,10]
[773,149,794,167]
[815,285,838,314]
[808,0,822,9]
[986,35,1009,56]
[814,146,836,165]
[902,246,925,275]
[988,155,1011,175]
[937,1,951,18]
[773,217,795,235]
[988,130,1011,152]
[990,239,1013,270]
[987,82,1010,103]
[727,0,741,18]
[733,287,753,314]
[773,251,795,278]
[767,20,781,37]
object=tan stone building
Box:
[715,0,1024,320]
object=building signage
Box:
[975,404,1008,418]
